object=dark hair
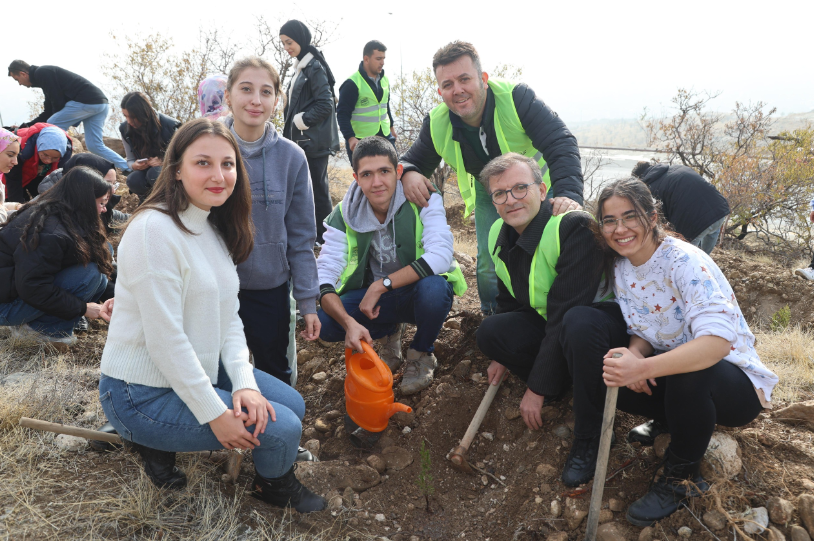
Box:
[432,41,482,75]
[592,177,672,291]
[479,152,542,190]
[363,40,387,57]
[62,153,115,178]
[7,59,30,75]
[9,166,113,276]
[631,160,654,179]
[352,136,398,172]
[128,118,254,264]
[226,57,281,99]
[120,92,164,161]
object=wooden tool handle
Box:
[459,381,501,451]
[19,417,122,444]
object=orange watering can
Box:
[345,341,412,432]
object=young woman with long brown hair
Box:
[98,118,325,513]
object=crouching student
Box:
[475,153,611,434]
[317,136,467,399]
[98,119,325,513]
[562,177,777,526]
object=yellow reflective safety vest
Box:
[327,201,467,297]
[349,71,391,138]
[429,78,551,217]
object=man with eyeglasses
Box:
[476,153,613,445]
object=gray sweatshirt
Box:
[226,118,319,314]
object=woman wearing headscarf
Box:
[39,153,129,234]
[198,74,229,120]
[0,128,23,222]
[5,123,73,202]
[279,19,340,245]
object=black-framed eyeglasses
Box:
[489,183,536,205]
[600,214,642,233]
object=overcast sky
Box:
[2,0,812,129]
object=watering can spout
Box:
[387,402,413,418]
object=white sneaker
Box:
[399,348,438,395]
[10,323,76,351]
[794,267,814,280]
[377,324,405,372]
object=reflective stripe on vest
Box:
[349,72,391,138]
[333,202,467,297]
[429,78,552,217]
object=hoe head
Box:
[449,444,473,473]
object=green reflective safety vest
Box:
[429,78,552,217]
[487,210,613,319]
[327,201,467,297]
[349,71,391,138]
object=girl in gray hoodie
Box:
[223,58,321,388]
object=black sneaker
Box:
[627,420,669,447]
[88,422,123,453]
[561,432,616,487]
[344,414,382,449]
[296,446,318,462]
[74,317,89,333]
[251,465,326,513]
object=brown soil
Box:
[2,198,813,541]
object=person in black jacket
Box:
[337,40,397,161]
[119,92,181,202]
[631,161,730,254]
[279,20,340,244]
[399,41,584,314]
[7,60,130,172]
[0,166,114,347]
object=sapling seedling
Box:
[417,439,435,512]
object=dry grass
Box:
[754,325,814,403]
[0,334,357,540]
[453,231,478,258]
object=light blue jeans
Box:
[0,263,107,337]
[48,101,130,171]
[691,215,727,255]
[473,180,501,314]
[99,362,305,479]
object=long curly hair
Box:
[9,166,114,276]
[121,92,164,160]
[128,118,254,264]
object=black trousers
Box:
[561,304,764,461]
[307,155,332,244]
[238,283,291,385]
[476,308,548,385]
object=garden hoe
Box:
[449,378,502,473]
[584,352,622,541]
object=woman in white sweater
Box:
[560,177,777,527]
[99,118,325,513]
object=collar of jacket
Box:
[448,85,496,142]
[28,65,41,87]
[357,61,385,90]
[642,163,670,185]
[494,203,551,259]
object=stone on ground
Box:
[702,509,727,531]
[596,523,626,541]
[55,434,86,452]
[772,400,814,431]
[701,431,742,479]
[798,494,814,536]
[741,506,768,535]
[767,496,794,525]
[382,446,414,471]
[790,525,812,541]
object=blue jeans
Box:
[0,263,107,337]
[691,215,727,255]
[48,101,130,171]
[318,275,453,352]
[473,180,500,314]
[99,362,305,479]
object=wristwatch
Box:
[382,277,394,291]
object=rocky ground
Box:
[0,151,813,539]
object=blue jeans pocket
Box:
[100,390,132,441]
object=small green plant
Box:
[770,305,791,332]
[417,440,435,511]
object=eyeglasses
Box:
[601,214,642,233]
[489,183,537,205]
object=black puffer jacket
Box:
[0,207,96,319]
[21,65,108,128]
[639,164,730,241]
[283,54,340,159]
[400,83,584,204]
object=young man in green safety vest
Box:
[399,41,584,316]
[316,136,466,398]
[475,154,612,448]
[337,40,397,163]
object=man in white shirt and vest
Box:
[337,40,397,162]
[399,41,584,315]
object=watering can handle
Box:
[345,340,392,384]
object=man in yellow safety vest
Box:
[400,41,584,315]
[337,40,397,162]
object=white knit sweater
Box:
[100,205,259,424]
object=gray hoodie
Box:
[341,181,406,283]
[226,117,319,314]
